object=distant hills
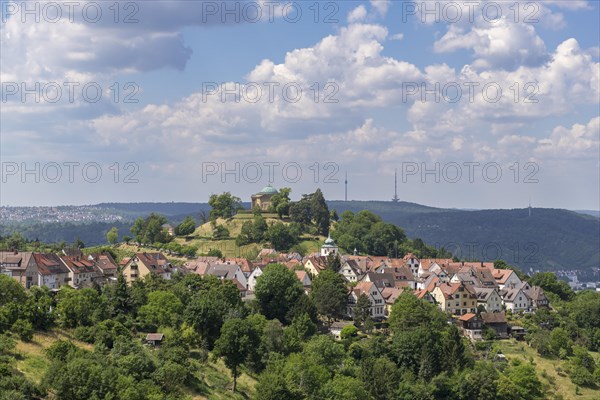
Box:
[327,201,599,273]
[2,201,598,272]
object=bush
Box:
[340,325,358,339]
[570,365,595,387]
[73,326,95,343]
[12,319,33,342]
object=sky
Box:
[0,0,599,210]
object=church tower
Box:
[321,234,339,257]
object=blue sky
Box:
[1,0,599,209]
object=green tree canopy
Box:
[208,192,243,220]
[255,263,304,324]
[176,216,196,236]
[106,227,119,245]
[213,317,260,392]
[310,270,348,324]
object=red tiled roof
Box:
[458,313,477,321]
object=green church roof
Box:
[259,185,278,195]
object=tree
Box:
[289,194,312,226]
[269,187,291,218]
[311,189,330,236]
[212,225,230,240]
[332,210,406,256]
[208,192,242,220]
[311,270,348,325]
[129,214,169,244]
[361,356,399,400]
[106,227,119,245]
[184,279,242,347]
[5,232,25,250]
[325,253,341,272]
[138,291,183,329]
[389,291,447,333]
[176,216,196,236]
[354,293,372,327]
[321,375,371,400]
[255,263,304,324]
[528,272,574,301]
[206,248,223,258]
[340,324,359,339]
[213,318,260,392]
[55,287,107,328]
[74,237,85,249]
[267,223,299,251]
[503,363,543,400]
[330,209,339,222]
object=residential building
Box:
[59,254,99,288]
[247,265,264,291]
[0,251,35,288]
[304,256,327,276]
[88,252,119,282]
[204,263,248,289]
[499,287,530,312]
[431,282,477,316]
[481,312,509,338]
[457,313,483,340]
[347,281,385,320]
[33,253,70,289]
[122,252,172,284]
[475,288,503,313]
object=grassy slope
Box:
[14,330,93,385]
[495,339,600,400]
[14,330,256,399]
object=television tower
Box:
[392,169,400,202]
[344,172,348,201]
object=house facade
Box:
[33,253,70,289]
[346,281,385,320]
[475,288,503,313]
[0,251,36,288]
[59,254,98,288]
[432,282,477,316]
[122,252,172,284]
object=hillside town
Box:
[1,233,549,341]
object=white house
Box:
[500,287,530,312]
[403,253,420,278]
[247,266,264,291]
[347,281,385,320]
[339,259,363,282]
[475,288,503,313]
[492,269,523,290]
[205,263,248,289]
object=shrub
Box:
[12,319,33,342]
[340,325,358,339]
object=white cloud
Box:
[535,117,600,158]
[434,18,548,70]
[370,0,391,17]
[347,5,367,23]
